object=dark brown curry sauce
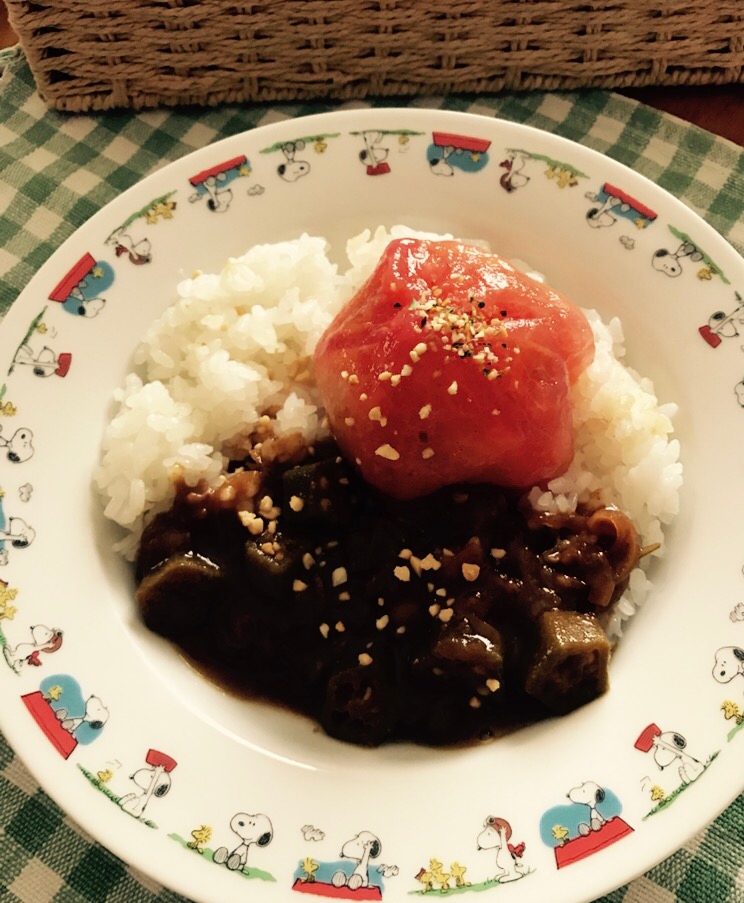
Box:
[135,442,641,747]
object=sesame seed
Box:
[267,520,277,534]
[490,548,506,559]
[289,495,305,512]
[319,623,330,638]
[394,565,411,582]
[302,552,315,569]
[435,587,446,597]
[469,696,482,709]
[341,370,349,379]
[335,621,346,632]
[447,380,458,395]
[486,679,501,692]
[462,563,481,582]
[400,364,413,377]
[293,579,308,592]
[409,555,422,577]
[369,406,384,422]
[260,541,275,555]
[422,447,435,459]
[331,566,348,587]
[378,370,392,381]
[338,591,351,601]
[428,603,441,617]
[358,653,373,666]
[390,374,401,386]
[348,374,359,384]
[419,404,432,419]
[376,615,389,630]
[375,443,400,461]
[359,393,368,401]
[396,626,407,634]
[398,548,412,560]
[438,607,454,622]
[344,417,355,426]
[377,597,385,606]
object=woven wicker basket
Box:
[7,0,744,112]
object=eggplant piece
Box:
[136,552,224,641]
[524,609,610,714]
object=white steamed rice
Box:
[94,225,682,639]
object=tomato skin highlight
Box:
[314,239,595,500]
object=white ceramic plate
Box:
[1,109,743,903]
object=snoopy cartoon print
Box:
[0,492,35,564]
[48,252,115,318]
[653,226,729,283]
[105,191,177,266]
[119,749,177,820]
[713,646,744,689]
[634,723,706,787]
[188,155,252,213]
[498,148,587,194]
[292,827,389,899]
[357,131,391,176]
[260,134,340,183]
[427,132,491,177]
[11,342,71,379]
[477,815,530,883]
[0,425,34,463]
[539,780,633,869]
[584,183,657,230]
[8,308,72,380]
[698,292,744,349]
[634,722,717,817]
[2,623,63,673]
[21,673,108,759]
[212,812,273,873]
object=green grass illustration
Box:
[108,191,177,237]
[667,225,730,283]
[260,134,341,154]
[77,766,157,829]
[505,148,588,178]
[168,833,275,882]
[643,751,720,820]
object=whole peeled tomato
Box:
[313,238,594,500]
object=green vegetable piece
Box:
[431,614,504,678]
[243,532,303,599]
[282,458,355,527]
[524,609,610,714]
[136,553,223,639]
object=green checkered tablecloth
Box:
[1,45,743,903]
